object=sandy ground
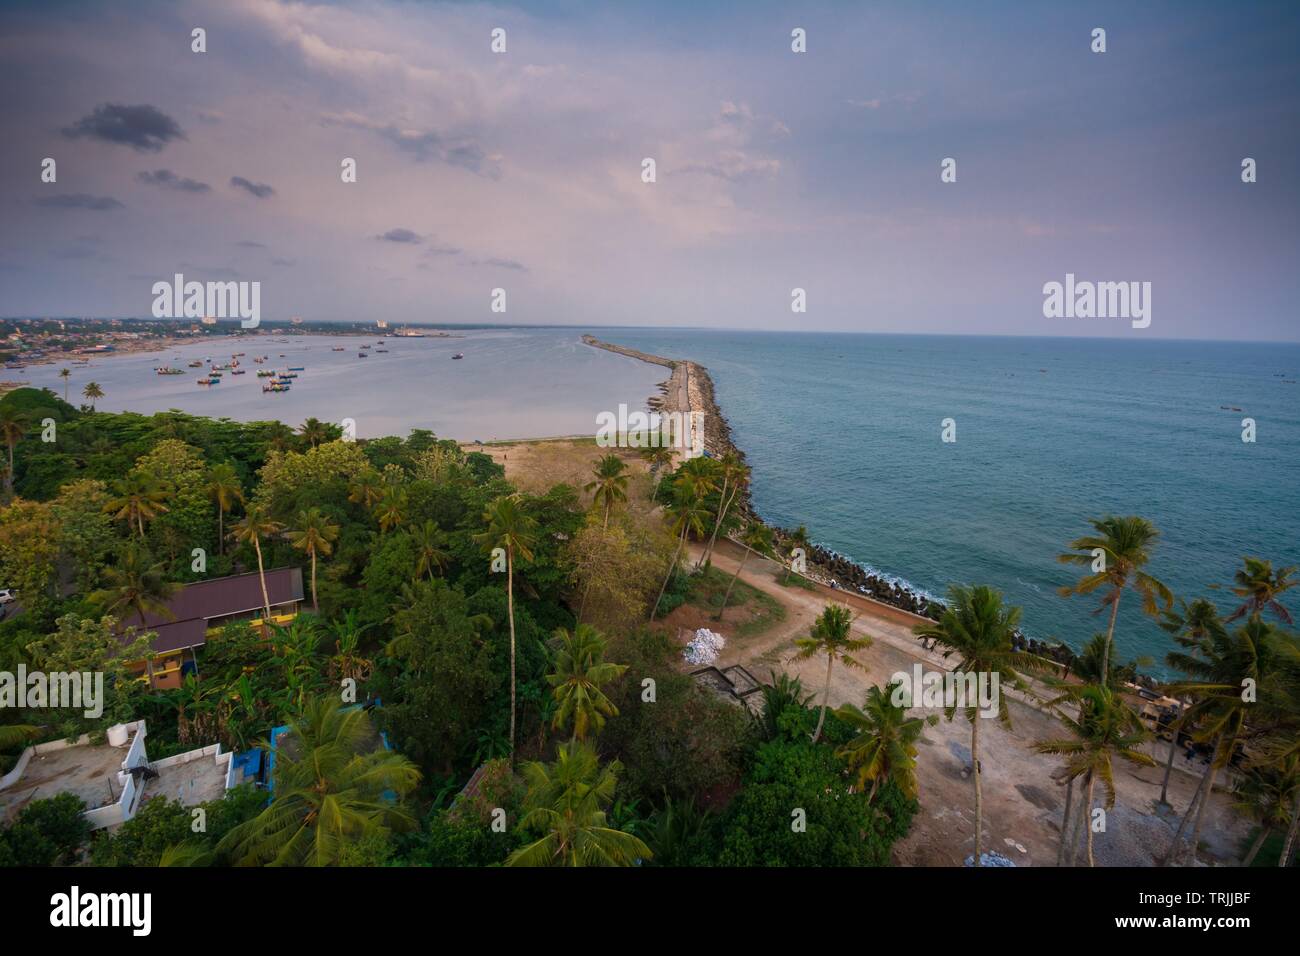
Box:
[671,538,1251,867]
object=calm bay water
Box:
[19,326,1299,668]
[608,330,1300,672]
[18,328,664,442]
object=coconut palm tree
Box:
[794,603,871,744]
[205,463,244,555]
[700,451,748,567]
[585,454,629,530]
[89,544,180,629]
[782,525,811,584]
[473,495,537,762]
[230,504,284,626]
[1233,755,1299,866]
[547,624,628,741]
[1227,556,1297,624]
[506,740,652,866]
[298,417,330,449]
[1161,614,1300,866]
[836,681,937,802]
[639,444,675,499]
[81,381,103,410]
[286,508,338,613]
[649,477,708,621]
[373,488,406,534]
[1058,515,1173,681]
[347,468,383,511]
[216,697,420,866]
[716,522,774,621]
[58,367,70,401]
[1036,683,1156,866]
[914,584,1034,866]
[104,473,170,538]
[1158,598,1225,804]
[0,407,27,493]
[409,520,450,582]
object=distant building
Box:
[123,568,304,689]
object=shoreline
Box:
[584,333,1095,679]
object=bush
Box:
[0,792,91,865]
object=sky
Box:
[0,0,1297,340]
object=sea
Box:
[15,326,1299,670]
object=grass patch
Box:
[779,572,819,592]
[686,566,787,638]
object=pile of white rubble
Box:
[683,628,726,666]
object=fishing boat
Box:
[188,360,203,368]
[196,377,217,386]
[231,369,246,375]
[376,349,389,353]
[155,367,185,375]
[360,345,371,350]
[257,369,277,377]
[331,347,345,352]
[452,352,464,360]
[358,352,368,358]
[262,382,289,393]
[254,357,265,363]
[287,366,305,371]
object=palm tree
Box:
[1157,597,1225,804]
[794,603,871,744]
[1058,515,1173,681]
[0,407,27,493]
[716,522,774,621]
[1036,683,1156,866]
[58,367,70,401]
[506,740,652,866]
[298,417,329,449]
[1161,615,1300,866]
[89,544,180,629]
[104,473,170,538]
[216,698,420,866]
[836,681,937,802]
[639,444,675,499]
[82,381,104,410]
[1233,755,1299,866]
[914,584,1034,866]
[347,468,383,511]
[473,495,537,762]
[205,463,244,555]
[230,504,284,626]
[286,508,339,613]
[409,520,450,581]
[782,525,811,584]
[373,488,406,534]
[700,451,748,567]
[547,624,628,741]
[649,477,708,621]
[1228,556,1296,624]
[585,454,630,530]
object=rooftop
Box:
[125,567,303,654]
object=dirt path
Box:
[680,538,1250,867]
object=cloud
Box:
[137,169,210,193]
[320,112,501,178]
[230,176,275,199]
[34,193,124,211]
[61,103,185,152]
[481,257,527,272]
[272,257,296,267]
[376,228,422,244]
[236,240,266,248]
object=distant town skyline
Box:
[1,0,1297,341]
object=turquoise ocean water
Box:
[607,330,1300,673]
